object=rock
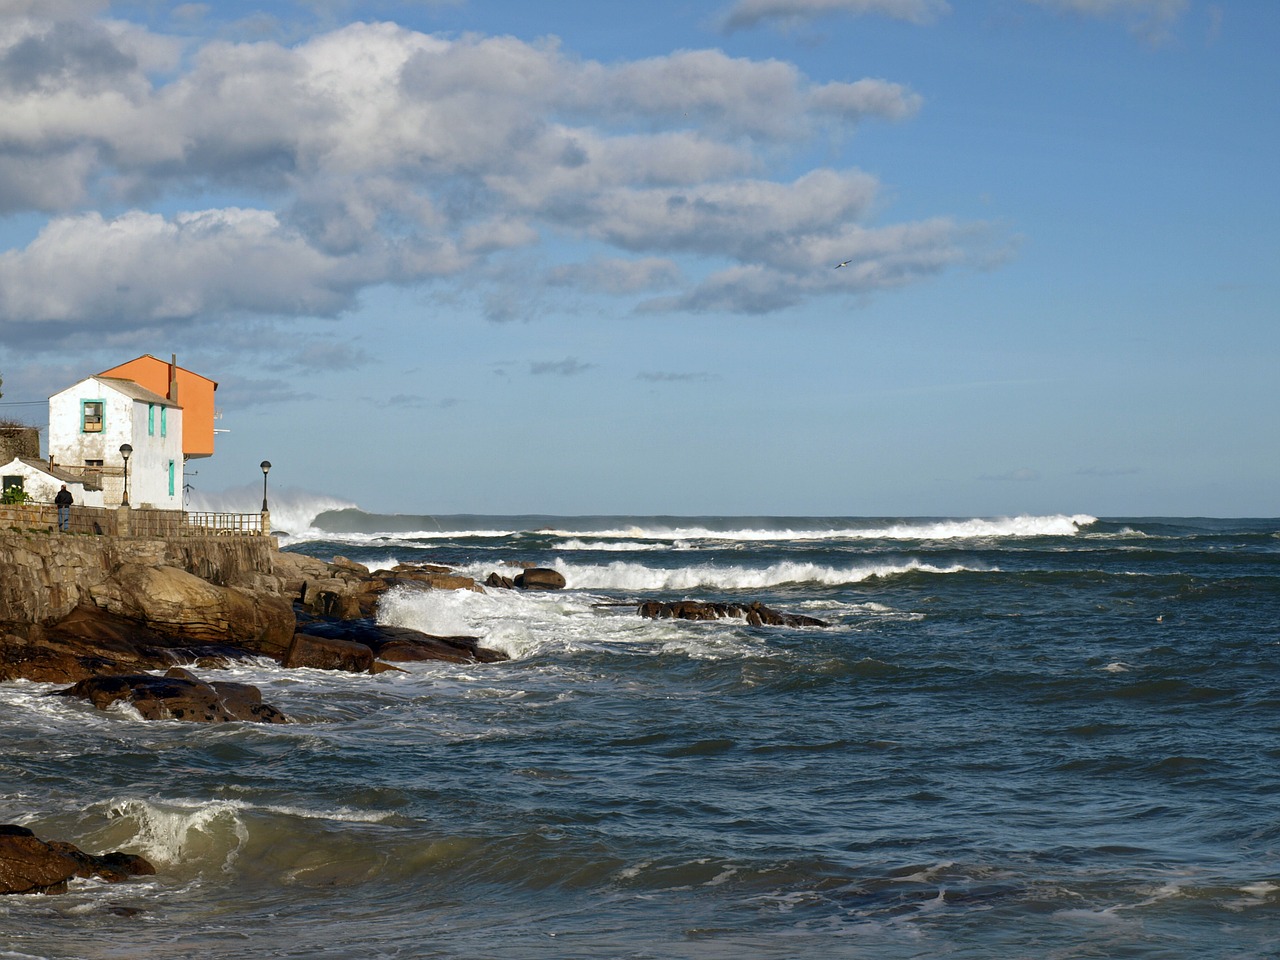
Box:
[513,568,566,590]
[284,633,375,673]
[86,563,295,658]
[0,824,154,895]
[54,669,289,723]
[485,572,516,590]
[0,606,263,684]
[293,612,510,664]
[330,555,369,575]
[638,599,826,627]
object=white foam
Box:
[504,558,985,592]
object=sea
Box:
[3,503,1279,959]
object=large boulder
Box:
[87,563,295,657]
[54,667,289,723]
[0,825,154,895]
[514,568,566,591]
[0,606,262,684]
[284,633,375,673]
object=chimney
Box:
[169,354,179,403]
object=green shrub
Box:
[1,486,29,505]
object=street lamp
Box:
[119,444,132,506]
[260,460,271,512]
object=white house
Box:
[47,376,184,510]
[0,457,103,507]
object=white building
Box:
[0,457,103,507]
[47,376,184,510]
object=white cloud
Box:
[0,11,996,348]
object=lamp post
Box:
[260,461,271,512]
[119,444,132,507]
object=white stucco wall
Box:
[48,377,184,510]
[0,459,103,507]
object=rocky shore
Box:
[0,528,826,894]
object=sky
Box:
[0,0,1275,517]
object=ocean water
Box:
[3,509,1280,959]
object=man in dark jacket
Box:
[55,484,72,531]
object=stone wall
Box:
[0,530,278,625]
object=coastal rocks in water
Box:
[284,633,375,673]
[0,825,155,895]
[484,567,566,591]
[638,600,827,628]
[86,563,295,658]
[292,613,509,665]
[513,568,566,591]
[0,605,265,684]
[54,667,289,723]
[280,554,483,621]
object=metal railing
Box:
[0,502,267,538]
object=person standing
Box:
[55,484,73,532]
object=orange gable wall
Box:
[97,356,219,458]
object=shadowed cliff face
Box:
[0,532,508,687]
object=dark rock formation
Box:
[293,611,509,665]
[513,567,566,590]
[0,824,154,895]
[485,572,515,589]
[0,605,263,684]
[638,600,827,628]
[54,667,288,723]
[284,633,375,673]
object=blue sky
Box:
[0,0,1275,517]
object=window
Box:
[168,460,175,497]
[2,476,21,493]
[82,400,104,433]
[148,404,155,436]
[160,407,167,438]
[85,459,103,486]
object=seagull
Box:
[834,259,851,269]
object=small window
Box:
[148,404,155,436]
[85,459,103,485]
[160,407,167,438]
[2,476,21,492]
[82,400,104,433]
[168,460,175,497]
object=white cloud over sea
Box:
[0,8,993,350]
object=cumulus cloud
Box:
[0,8,996,352]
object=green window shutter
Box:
[148,405,155,436]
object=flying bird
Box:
[834,259,851,269]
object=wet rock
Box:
[638,600,827,627]
[0,606,264,684]
[284,633,375,673]
[294,612,509,665]
[485,572,516,590]
[514,568,566,590]
[0,825,154,895]
[53,668,289,723]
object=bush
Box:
[1,486,29,505]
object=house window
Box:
[168,460,175,497]
[148,404,155,436]
[82,400,104,433]
[161,407,167,438]
[85,459,103,486]
[2,476,21,493]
